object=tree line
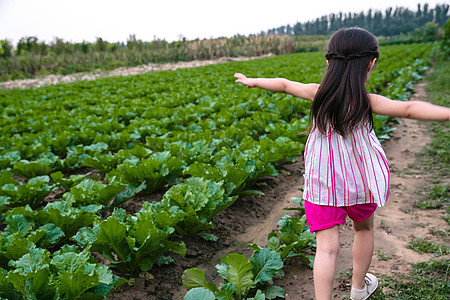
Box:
[263,3,448,36]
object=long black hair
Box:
[311,27,379,136]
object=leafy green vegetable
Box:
[184,148,278,196]
[51,171,87,191]
[67,177,126,207]
[0,151,21,170]
[11,158,55,179]
[36,194,102,242]
[0,196,9,214]
[105,151,183,195]
[0,267,20,300]
[0,229,47,270]
[3,205,65,250]
[183,249,284,300]
[162,177,237,237]
[73,202,186,274]
[250,214,316,268]
[0,175,55,208]
[5,246,125,299]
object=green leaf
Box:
[88,275,127,298]
[69,178,125,207]
[182,268,218,293]
[53,249,118,299]
[82,152,119,175]
[298,254,315,269]
[197,232,218,241]
[0,230,47,269]
[94,216,130,263]
[2,175,54,208]
[75,203,185,275]
[36,223,65,248]
[0,196,10,213]
[267,237,281,253]
[264,286,285,299]
[37,195,100,240]
[251,249,283,285]
[51,171,87,191]
[0,267,20,299]
[84,142,108,152]
[184,287,215,300]
[72,226,99,248]
[0,151,21,169]
[215,283,236,300]
[7,247,56,299]
[247,289,266,300]
[220,253,254,298]
[0,170,18,186]
[216,262,229,280]
[112,182,146,207]
[163,177,235,237]
[12,159,54,179]
[248,243,263,251]
[162,240,187,258]
[3,205,36,234]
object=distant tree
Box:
[0,39,13,58]
[16,36,40,55]
[286,25,293,35]
[51,38,69,55]
[95,37,107,52]
[293,22,303,35]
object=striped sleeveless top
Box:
[303,124,390,207]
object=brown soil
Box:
[105,77,449,300]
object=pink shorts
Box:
[305,201,377,233]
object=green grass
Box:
[372,259,450,300]
[420,59,450,176]
[407,238,450,256]
[415,184,449,209]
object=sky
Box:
[0,0,447,45]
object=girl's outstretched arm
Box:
[370,94,450,121]
[234,73,319,101]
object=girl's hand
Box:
[234,73,255,88]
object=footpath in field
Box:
[108,75,449,299]
[0,54,273,90]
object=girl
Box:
[234,27,450,300]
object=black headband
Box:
[325,51,379,63]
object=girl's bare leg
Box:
[313,225,340,300]
[352,215,375,290]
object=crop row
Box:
[0,43,434,299]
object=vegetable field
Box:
[0,43,433,299]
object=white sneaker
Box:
[350,273,379,300]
